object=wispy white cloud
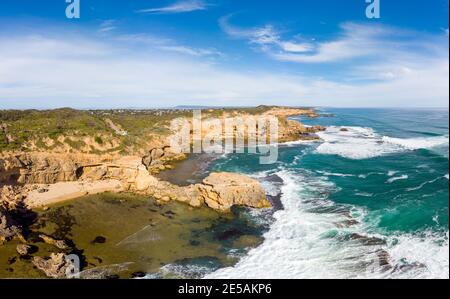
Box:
[0,25,447,109]
[219,15,313,54]
[278,41,313,53]
[98,20,117,33]
[113,33,222,58]
[158,45,223,57]
[269,23,411,63]
[220,17,448,65]
[136,0,208,14]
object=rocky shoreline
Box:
[0,106,325,278]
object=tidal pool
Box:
[0,192,267,279]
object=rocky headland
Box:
[0,106,323,278]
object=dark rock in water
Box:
[93,256,103,264]
[340,128,349,132]
[335,219,359,228]
[91,236,107,244]
[189,240,201,246]
[160,210,176,219]
[263,174,284,184]
[162,211,176,219]
[393,262,427,273]
[349,233,387,246]
[320,113,335,118]
[266,194,283,211]
[215,228,243,241]
[131,271,147,278]
[8,256,17,265]
[376,249,392,270]
[309,205,352,217]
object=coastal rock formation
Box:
[17,154,271,212]
[32,253,75,279]
[1,106,320,212]
[0,185,26,205]
[16,244,32,256]
[142,146,186,173]
[198,173,270,211]
[0,153,90,185]
[142,147,166,169]
[39,234,70,250]
[132,168,271,211]
[261,107,319,118]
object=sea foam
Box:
[315,126,449,160]
[205,169,449,279]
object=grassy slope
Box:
[0,106,313,154]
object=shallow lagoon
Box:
[0,192,267,278]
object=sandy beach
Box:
[25,179,124,208]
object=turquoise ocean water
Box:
[204,108,449,279]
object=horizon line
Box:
[0,105,449,111]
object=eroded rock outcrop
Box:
[198,173,270,211]
[39,234,70,250]
[32,253,76,279]
[133,170,271,212]
[142,146,185,174]
[16,244,32,256]
[2,149,271,213]
[0,153,97,185]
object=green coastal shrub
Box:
[95,136,104,144]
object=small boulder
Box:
[39,234,70,250]
[32,253,75,279]
[16,244,32,256]
[91,236,107,244]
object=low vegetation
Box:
[0,106,316,154]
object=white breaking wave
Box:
[386,175,409,184]
[316,170,355,177]
[206,170,364,279]
[315,126,449,160]
[386,231,449,279]
[382,136,449,151]
[205,169,449,279]
[405,175,447,192]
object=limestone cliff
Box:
[1,152,271,213]
[0,106,323,213]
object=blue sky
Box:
[0,0,448,108]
